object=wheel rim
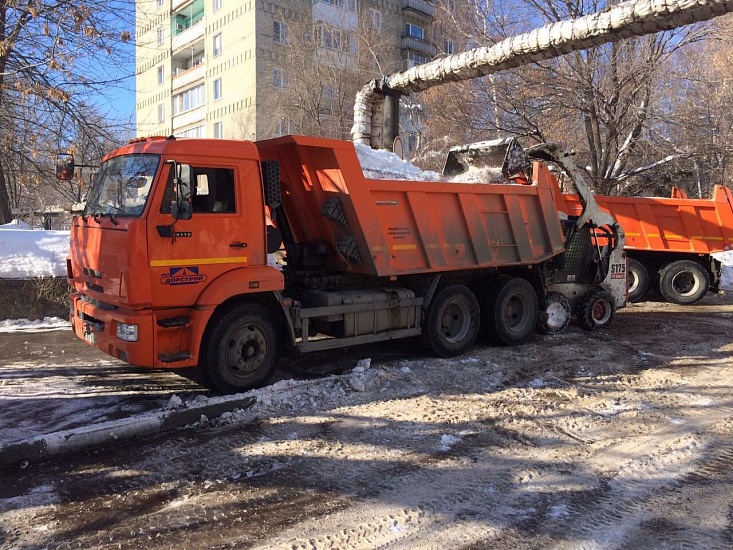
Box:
[628,269,639,294]
[591,299,612,325]
[546,301,569,330]
[224,323,267,378]
[671,270,701,297]
[440,300,471,343]
[504,294,528,332]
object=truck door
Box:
[147,159,266,308]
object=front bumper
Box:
[70,292,155,367]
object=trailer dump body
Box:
[557,185,733,254]
[256,135,566,277]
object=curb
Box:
[0,396,256,470]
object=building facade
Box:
[135,0,439,140]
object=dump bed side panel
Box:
[257,135,565,277]
[561,186,733,253]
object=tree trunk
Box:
[0,158,12,224]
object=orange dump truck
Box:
[58,135,626,393]
[557,185,733,304]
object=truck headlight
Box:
[116,322,139,342]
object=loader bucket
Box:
[442,137,529,179]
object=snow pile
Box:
[0,222,69,279]
[0,317,71,333]
[355,142,444,181]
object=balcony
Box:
[401,0,436,18]
[172,105,206,130]
[172,61,205,90]
[172,18,204,51]
[401,35,438,58]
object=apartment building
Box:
[135,0,439,140]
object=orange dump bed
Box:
[257,135,566,277]
[557,185,733,254]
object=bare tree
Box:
[0,1,135,223]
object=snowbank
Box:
[0,225,69,279]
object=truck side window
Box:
[160,167,235,214]
[191,168,235,213]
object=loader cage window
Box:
[161,166,236,213]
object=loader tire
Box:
[203,304,280,394]
[627,258,649,303]
[577,290,615,331]
[658,259,709,305]
[537,292,571,335]
[483,277,538,346]
[421,285,480,358]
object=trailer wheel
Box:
[484,277,538,345]
[627,258,649,303]
[204,304,280,394]
[537,292,571,335]
[577,290,615,331]
[658,260,709,305]
[421,285,479,357]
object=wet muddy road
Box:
[2,296,733,549]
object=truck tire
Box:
[484,277,538,345]
[577,290,615,330]
[204,304,280,394]
[627,258,649,303]
[658,259,709,305]
[421,285,480,358]
[537,292,571,335]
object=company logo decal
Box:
[160,266,208,286]
[610,262,626,279]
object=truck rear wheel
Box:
[204,304,280,394]
[577,290,615,330]
[628,258,649,303]
[421,285,479,357]
[537,292,571,335]
[483,277,538,345]
[658,259,709,305]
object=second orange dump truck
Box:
[558,183,733,305]
[58,135,627,393]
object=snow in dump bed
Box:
[354,142,444,181]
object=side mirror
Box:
[177,164,192,200]
[172,199,192,221]
[56,153,75,181]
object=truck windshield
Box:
[84,154,161,218]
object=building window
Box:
[157,27,164,45]
[213,121,223,138]
[157,0,164,8]
[213,78,222,100]
[173,84,205,115]
[320,0,356,11]
[157,66,164,85]
[405,23,424,40]
[406,50,428,68]
[315,22,353,52]
[273,68,287,89]
[275,117,290,137]
[158,104,165,123]
[444,40,455,55]
[368,9,382,32]
[177,125,205,138]
[213,0,222,11]
[273,20,287,44]
[213,33,222,57]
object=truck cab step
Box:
[157,317,190,328]
[158,352,191,363]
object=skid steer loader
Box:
[444,138,628,334]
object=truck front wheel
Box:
[421,285,480,357]
[658,260,709,305]
[204,304,280,394]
